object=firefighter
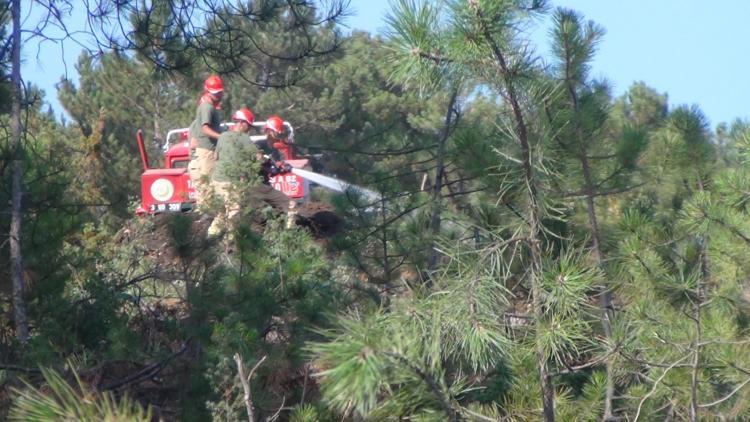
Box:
[264,115,294,160]
[207,107,255,237]
[255,155,296,229]
[264,115,298,228]
[207,109,294,237]
[188,75,224,210]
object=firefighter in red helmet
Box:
[263,115,297,228]
[188,75,224,210]
[264,115,295,161]
[207,110,295,237]
[207,107,255,237]
[265,115,285,135]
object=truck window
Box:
[172,159,189,169]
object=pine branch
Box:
[701,210,750,245]
[461,407,500,422]
[560,182,646,199]
[385,352,461,422]
[588,153,618,160]
[633,354,691,422]
[72,272,158,307]
[698,377,750,408]
[594,164,627,189]
[550,343,621,377]
[0,364,42,373]
[302,143,437,157]
[100,343,189,390]
[411,47,453,64]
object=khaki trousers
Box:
[208,182,296,236]
[207,180,240,236]
[188,146,216,208]
[250,184,291,213]
[251,184,297,229]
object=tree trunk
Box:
[690,176,710,422]
[689,299,701,422]
[569,82,614,418]
[426,89,459,273]
[580,152,616,421]
[689,241,706,422]
[476,32,555,422]
[523,138,555,422]
[10,0,29,343]
[381,197,391,284]
[153,110,163,148]
[563,50,616,418]
[472,7,555,419]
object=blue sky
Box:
[21,0,750,128]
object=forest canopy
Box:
[2,1,750,421]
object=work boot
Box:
[286,201,297,229]
[206,218,223,239]
[222,231,237,254]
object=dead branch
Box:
[0,364,41,373]
[234,353,267,422]
[100,343,188,390]
[265,395,285,422]
[633,354,691,422]
[698,376,750,408]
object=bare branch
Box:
[265,395,286,422]
[633,354,691,422]
[698,377,750,408]
[0,364,42,374]
[234,353,267,422]
[100,343,189,390]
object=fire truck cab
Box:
[136,121,310,215]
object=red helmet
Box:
[232,107,254,125]
[265,115,284,134]
[204,75,224,94]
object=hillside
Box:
[3,1,750,421]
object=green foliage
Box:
[385,0,455,93]
[536,250,600,364]
[611,81,668,130]
[57,52,194,221]
[310,240,515,418]
[289,403,331,422]
[5,1,750,420]
[9,367,151,421]
[611,113,750,418]
[550,8,605,85]
[197,218,344,419]
[311,2,617,420]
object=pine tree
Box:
[545,9,653,418]
[614,105,750,419]
[8,0,28,343]
[311,2,609,420]
[386,0,463,275]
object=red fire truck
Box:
[136,121,310,215]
